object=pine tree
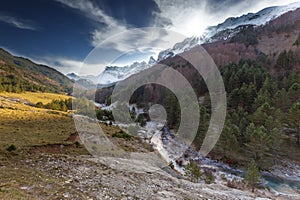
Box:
[245,125,272,162]
[219,120,240,157]
[245,160,261,192]
[287,101,300,145]
[185,161,202,183]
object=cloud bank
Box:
[152,0,299,37]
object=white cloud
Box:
[33,56,102,76]
[53,0,189,76]
[55,0,128,47]
[55,0,183,50]
[0,14,38,30]
[57,58,103,76]
[152,0,209,37]
[152,0,300,37]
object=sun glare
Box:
[170,11,209,37]
[185,15,208,37]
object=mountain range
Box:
[68,2,300,86]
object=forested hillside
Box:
[0,49,73,93]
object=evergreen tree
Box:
[185,161,202,183]
[287,101,300,145]
[245,160,261,192]
[245,125,272,162]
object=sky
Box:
[0,0,298,75]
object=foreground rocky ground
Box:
[2,151,294,200]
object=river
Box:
[145,123,300,195]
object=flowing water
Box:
[146,123,300,195]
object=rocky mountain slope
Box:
[157,2,300,61]
[68,57,156,86]
[202,7,300,68]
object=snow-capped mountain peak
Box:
[97,60,155,85]
[67,72,80,81]
[157,2,300,61]
[209,2,300,33]
[148,56,156,65]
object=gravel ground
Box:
[21,153,297,200]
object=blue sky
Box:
[0,0,297,75]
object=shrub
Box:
[185,161,202,182]
[169,161,175,169]
[112,130,133,140]
[205,172,215,184]
[74,141,80,148]
[6,144,16,152]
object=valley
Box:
[0,1,300,199]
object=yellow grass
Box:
[0,92,71,104]
[0,107,76,150]
[0,94,76,151]
[0,93,153,198]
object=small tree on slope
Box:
[245,160,261,192]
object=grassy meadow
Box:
[0,92,83,198]
[0,92,71,104]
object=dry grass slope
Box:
[0,92,154,198]
[0,92,71,104]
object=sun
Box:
[184,13,208,37]
[170,11,209,37]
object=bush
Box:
[112,130,133,140]
[36,98,72,112]
[135,114,147,127]
[96,109,114,121]
[185,161,202,182]
[205,172,215,184]
[36,102,44,108]
[169,161,175,169]
[6,144,16,152]
[227,179,245,189]
[74,141,80,148]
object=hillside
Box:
[0,48,73,93]
[202,8,300,69]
